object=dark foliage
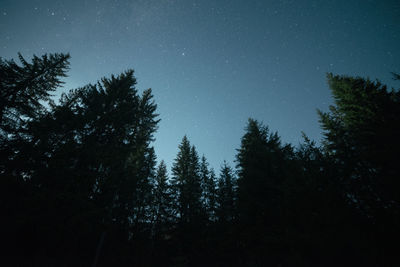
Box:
[1,53,399,266]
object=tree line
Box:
[1,53,399,266]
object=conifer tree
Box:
[235,119,294,264]
[0,53,70,137]
[1,60,160,264]
[171,136,204,225]
[318,73,400,218]
[153,160,172,234]
[0,53,71,265]
[41,70,160,231]
[0,53,70,199]
[200,155,217,221]
[216,161,236,223]
[236,119,291,224]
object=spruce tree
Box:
[42,70,160,231]
[318,73,400,218]
[153,160,172,234]
[0,53,70,137]
[171,136,203,225]
[1,58,160,264]
[235,119,294,264]
[0,53,70,265]
[200,155,217,222]
[0,52,70,207]
[236,119,290,224]
[316,73,400,265]
[216,161,236,223]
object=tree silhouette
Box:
[216,161,236,223]
[0,53,70,137]
[152,160,173,235]
[318,73,400,265]
[1,54,160,265]
[2,52,399,266]
[170,136,204,225]
[200,155,217,222]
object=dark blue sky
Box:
[1,0,399,170]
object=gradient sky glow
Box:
[1,0,399,170]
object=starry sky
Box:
[1,0,399,170]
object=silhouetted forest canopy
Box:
[1,53,399,266]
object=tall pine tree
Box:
[152,160,173,235]
[216,161,236,223]
[318,73,400,218]
[200,155,217,222]
[235,118,294,265]
[171,136,204,225]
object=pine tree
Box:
[0,53,71,265]
[200,155,217,221]
[171,136,204,225]
[153,160,173,234]
[1,61,160,264]
[0,53,70,138]
[312,73,400,265]
[236,119,291,224]
[0,53,70,202]
[39,70,160,232]
[216,161,236,223]
[318,73,400,219]
[235,119,294,264]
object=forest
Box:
[1,53,399,266]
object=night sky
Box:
[1,0,399,169]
